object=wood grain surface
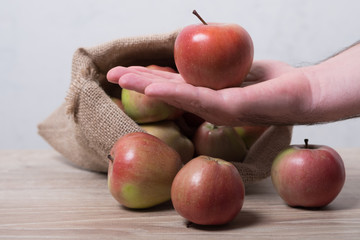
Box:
[0,149,359,239]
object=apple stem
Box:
[304,139,309,149]
[192,10,208,25]
[107,154,114,162]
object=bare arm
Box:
[107,42,360,126]
[302,42,360,123]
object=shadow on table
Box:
[120,200,175,212]
[184,210,261,231]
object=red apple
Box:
[234,125,269,149]
[107,132,182,209]
[193,122,247,162]
[171,155,245,225]
[174,10,254,90]
[121,65,183,123]
[271,139,346,208]
[140,121,195,163]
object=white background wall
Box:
[1,0,360,149]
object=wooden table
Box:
[0,149,359,239]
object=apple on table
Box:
[271,139,346,208]
[107,132,182,209]
[171,155,245,225]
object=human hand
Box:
[107,60,313,126]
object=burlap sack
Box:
[38,30,292,184]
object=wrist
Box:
[300,48,360,123]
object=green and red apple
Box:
[271,139,346,208]
[171,155,245,225]
[140,121,195,164]
[174,10,254,90]
[121,65,183,123]
[107,132,182,209]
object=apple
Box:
[174,10,254,90]
[140,121,195,163]
[121,65,183,123]
[271,139,346,208]
[234,125,269,149]
[171,155,245,225]
[121,88,183,123]
[146,64,176,72]
[107,132,182,209]
[193,122,247,162]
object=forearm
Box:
[302,42,360,123]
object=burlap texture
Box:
[38,30,292,183]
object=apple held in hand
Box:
[234,125,269,149]
[171,155,245,225]
[193,122,247,162]
[271,139,346,208]
[140,121,195,163]
[107,132,182,209]
[121,65,183,123]
[174,10,254,90]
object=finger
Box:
[118,71,176,93]
[127,66,180,79]
[107,66,128,83]
[107,65,181,83]
[144,82,227,124]
[118,73,152,93]
[243,61,271,83]
[244,60,294,83]
[144,81,200,104]
[119,71,182,93]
